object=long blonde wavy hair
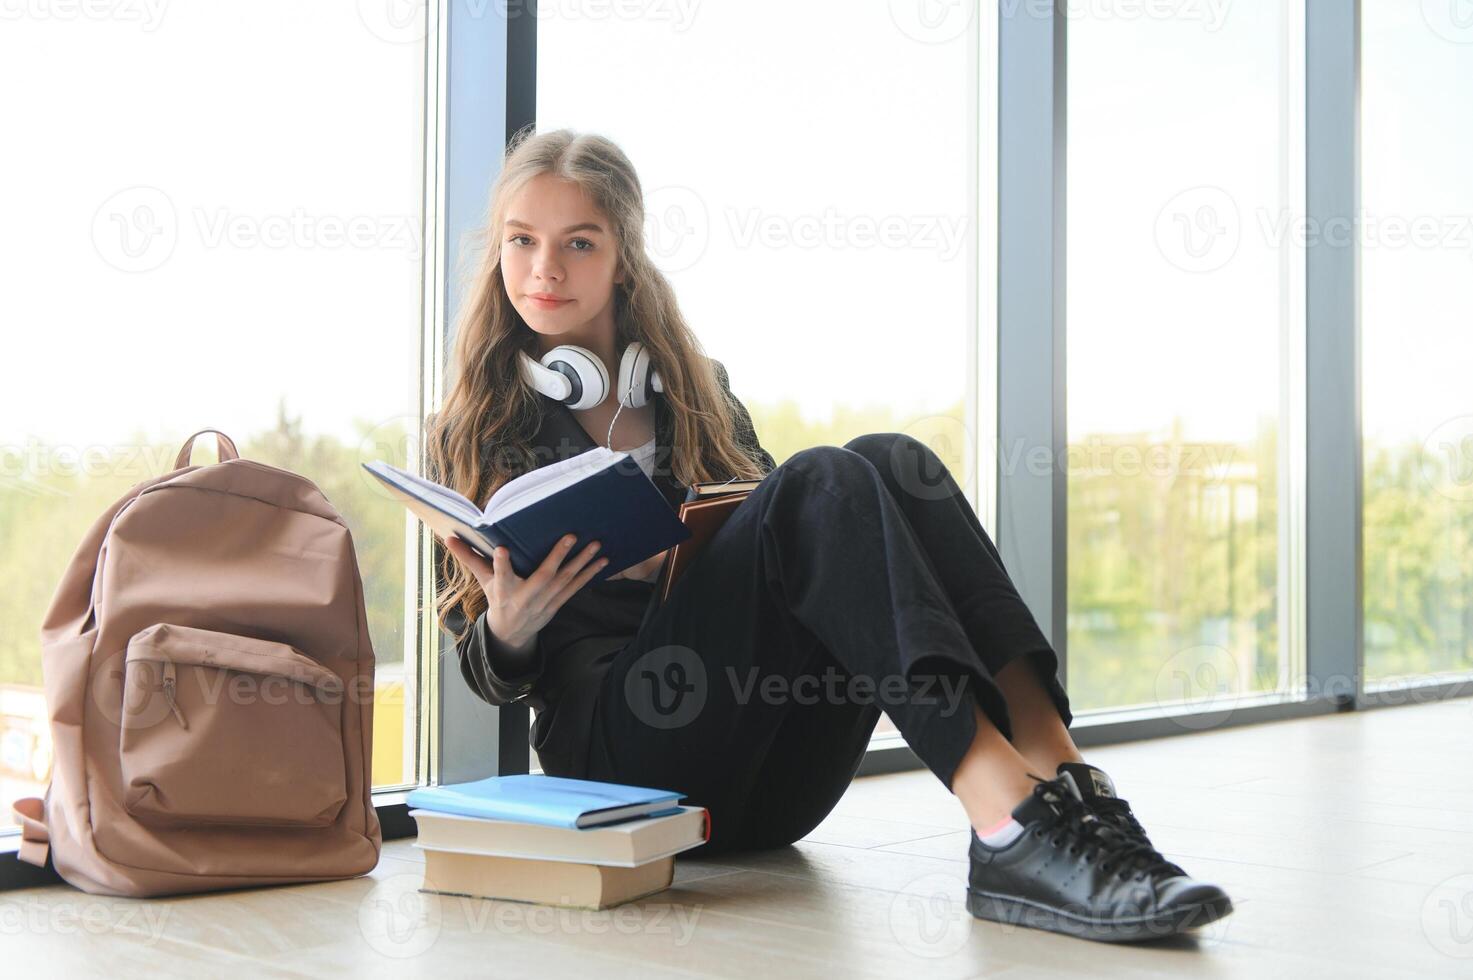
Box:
[426,127,767,639]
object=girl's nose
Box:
[532,246,564,281]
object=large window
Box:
[1065,1,1306,714]
[535,1,988,756]
[0,5,428,825]
[8,1,1462,834]
[1362,2,1473,684]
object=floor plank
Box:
[5,695,1472,977]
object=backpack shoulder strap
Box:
[11,796,49,867]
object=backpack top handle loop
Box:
[174,429,241,470]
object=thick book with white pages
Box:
[363,446,691,582]
[410,804,709,867]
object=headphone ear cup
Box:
[541,345,608,411]
[518,351,570,402]
[617,341,660,408]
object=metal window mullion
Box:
[974,1,1000,538]
[1304,0,1362,710]
[434,0,534,784]
[997,1,1067,688]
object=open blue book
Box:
[363,446,691,583]
[406,774,687,830]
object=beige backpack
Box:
[11,430,382,896]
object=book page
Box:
[365,461,480,518]
[482,446,631,520]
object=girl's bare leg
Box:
[950,659,1085,834]
[949,701,1045,834]
[994,656,1085,775]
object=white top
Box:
[624,435,658,479]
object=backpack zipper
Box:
[160,660,188,730]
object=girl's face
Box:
[501,174,623,345]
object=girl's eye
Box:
[506,235,593,251]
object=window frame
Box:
[868,0,1467,778]
[10,0,1473,892]
[0,0,523,888]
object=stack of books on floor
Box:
[406,774,710,910]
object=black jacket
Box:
[437,358,776,777]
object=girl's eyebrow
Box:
[506,219,605,234]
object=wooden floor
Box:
[7,696,1472,977]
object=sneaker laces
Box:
[1088,795,1149,840]
[1025,774,1187,881]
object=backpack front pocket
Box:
[120,623,349,829]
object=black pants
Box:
[584,432,1072,855]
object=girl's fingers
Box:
[490,545,518,599]
[447,535,494,578]
[561,540,603,584]
[528,533,579,589]
[548,553,610,610]
[535,535,602,591]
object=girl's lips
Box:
[529,295,572,309]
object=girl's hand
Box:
[443,533,608,651]
[608,547,671,583]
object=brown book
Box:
[420,848,675,910]
[655,479,763,605]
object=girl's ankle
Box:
[960,777,1037,834]
[1015,745,1085,777]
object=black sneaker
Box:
[967,774,1233,943]
[1056,760,1172,862]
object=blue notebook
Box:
[406,774,687,830]
[364,446,691,582]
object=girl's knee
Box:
[844,431,934,468]
[782,436,931,482]
[783,443,876,482]
[774,439,948,511]
[843,431,904,457]
[846,432,956,502]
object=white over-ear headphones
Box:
[519,340,664,412]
